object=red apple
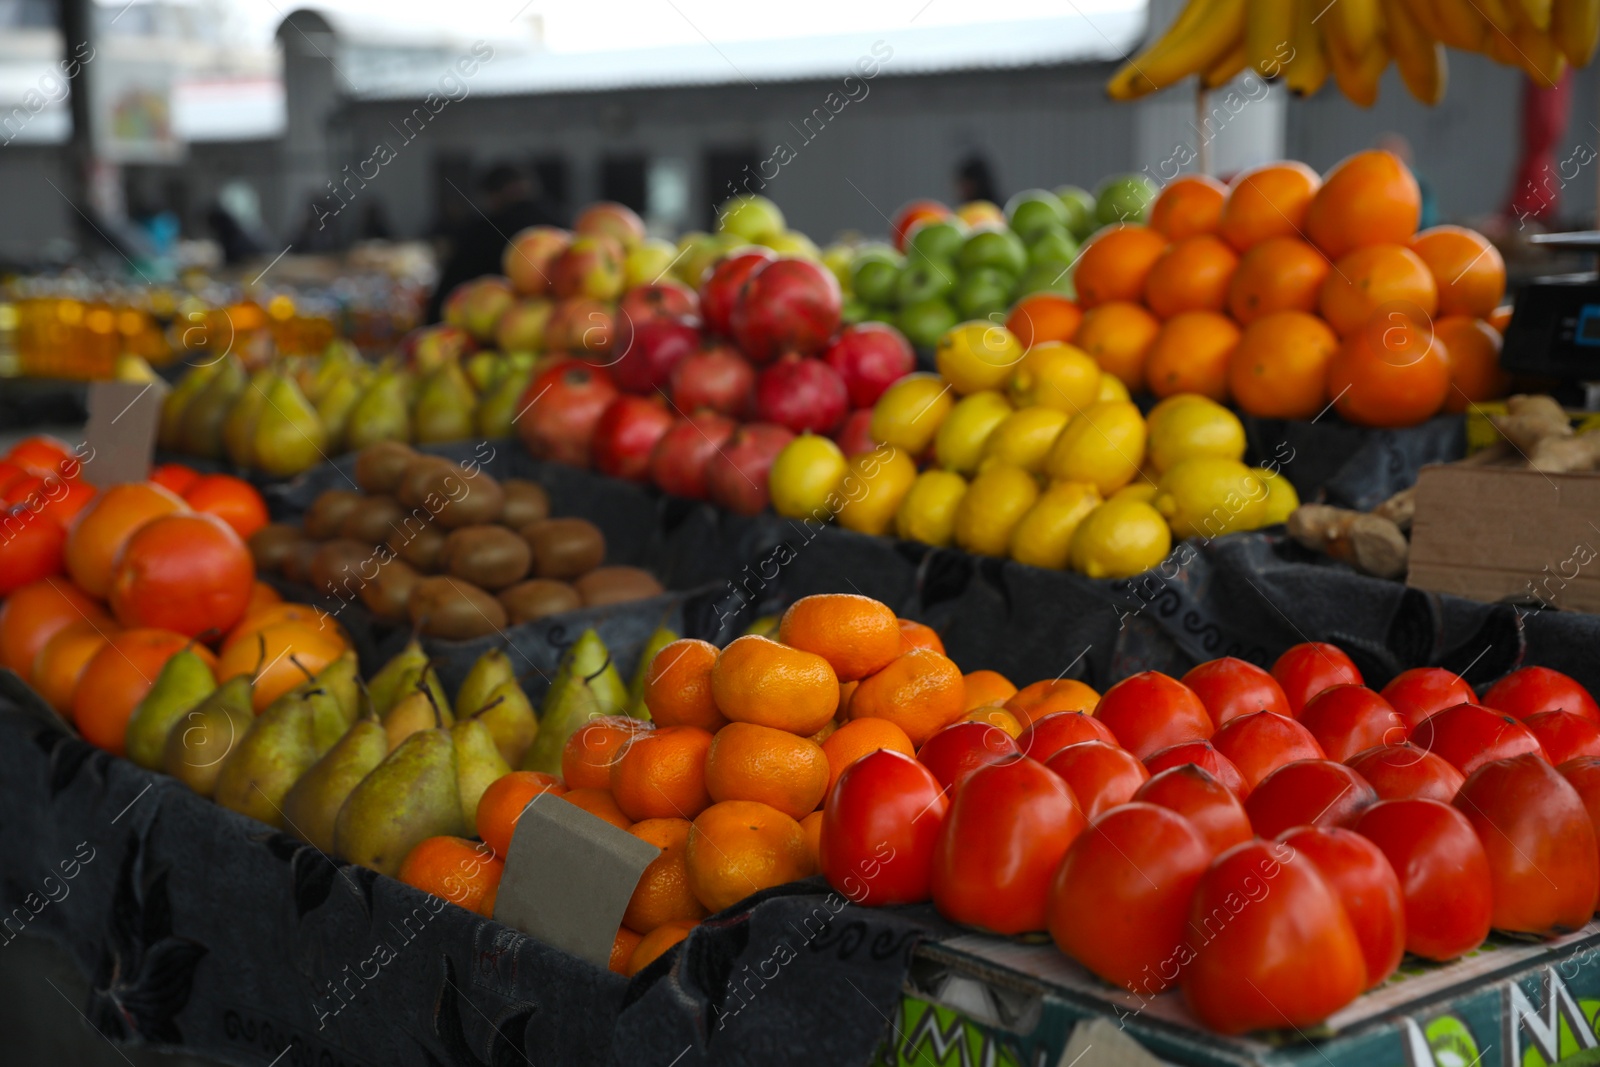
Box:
[755,354,849,435]
[699,248,776,337]
[612,315,703,394]
[823,323,916,408]
[619,281,699,325]
[552,235,626,302]
[833,409,876,456]
[892,199,953,252]
[495,300,553,353]
[516,359,619,468]
[544,298,614,356]
[706,422,795,515]
[592,396,675,482]
[409,324,472,372]
[650,411,738,500]
[457,277,516,343]
[669,341,756,416]
[502,226,571,296]
[731,257,843,363]
[574,201,646,251]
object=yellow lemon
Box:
[895,469,968,546]
[953,463,1040,557]
[1146,391,1213,430]
[1153,458,1269,540]
[1008,342,1101,413]
[1147,395,1247,473]
[1097,373,1130,403]
[936,321,1025,395]
[870,373,953,455]
[1111,481,1160,505]
[934,391,1013,473]
[980,407,1070,474]
[1069,499,1173,579]
[1043,400,1147,495]
[768,434,848,521]
[1258,467,1300,525]
[1010,481,1103,570]
[835,444,918,536]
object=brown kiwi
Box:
[574,566,664,607]
[303,489,364,540]
[309,539,374,599]
[523,517,606,580]
[499,479,551,529]
[434,469,505,529]
[359,557,421,623]
[396,456,457,510]
[438,525,531,591]
[499,579,582,625]
[408,576,507,641]
[279,538,322,586]
[340,494,406,546]
[247,523,303,573]
[354,440,418,494]
[392,521,448,572]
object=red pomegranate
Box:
[670,341,756,417]
[650,411,739,500]
[730,258,843,363]
[618,281,699,326]
[517,360,620,468]
[754,354,849,435]
[699,248,775,337]
[612,315,703,394]
[833,409,876,456]
[824,323,917,408]
[543,298,614,356]
[592,396,675,482]
[706,423,796,516]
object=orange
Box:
[1304,149,1421,258]
[1143,312,1240,401]
[1073,225,1168,308]
[562,716,652,790]
[710,635,839,735]
[1006,293,1083,350]
[32,623,114,717]
[1409,226,1506,318]
[64,482,189,598]
[108,513,254,638]
[625,818,709,932]
[1074,301,1161,389]
[820,717,916,793]
[224,602,346,652]
[611,927,644,974]
[1149,174,1227,240]
[962,669,1017,711]
[1326,318,1451,428]
[0,576,114,683]
[399,835,502,916]
[964,705,1024,737]
[897,618,945,655]
[1227,237,1331,326]
[1227,311,1341,420]
[217,622,347,711]
[1004,678,1101,727]
[476,770,569,856]
[148,463,200,497]
[1488,304,1513,333]
[628,920,697,975]
[849,648,966,747]
[1142,235,1239,318]
[181,474,269,541]
[687,800,811,912]
[36,479,97,530]
[800,811,824,871]
[245,582,281,616]
[73,628,216,754]
[1436,316,1510,412]
[811,718,839,745]
[1318,244,1438,338]
[705,722,830,820]
[642,638,727,730]
[7,435,76,478]
[1218,162,1321,252]
[837,679,859,719]
[610,725,715,821]
[562,787,633,830]
[778,593,901,682]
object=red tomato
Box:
[1015,711,1119,762]
[1133,764,1253,856]
[36,479,96,530]
[2,474,44,507]
[1212,711,1326,791]
[1300,685,1407,762]
[0,507,66,595]
[1143,740,1249,797]
[1411,703,1547,776]
[1181,656,1292,727]
[1557,757,1600,886]
[917,720,1020,794]
[1245,760,1378,839]
[1093,672,1213,759]
[931,756,1086,934]
[1345,743,1466,802]
[1380,668,1475,731]
[820,749,948,906]
[149,463,201,497]
[0,462,24,498]
[1181,839,1367,1034]
[6,435,75,477]
[1485,667,1600,723]
[1278,826,1405,989]
[1524,711,1600,766]
[1044,741,1150,819]
[1048,804,1211,995]
[1454,753,1598,935]
[1355,799,1492,959]
[1272,642,1363,714]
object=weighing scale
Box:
[1503,231,1600,405]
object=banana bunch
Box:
[1107,0,1598,105]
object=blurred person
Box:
[208,180,267,265]
[362,200,395,240]
[1375,132,1437,229]
[429,162,559,321]
[956,153,999,205]
[292,193,343,254]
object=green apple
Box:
[896,259,957,305]
[1005,190,1071,244]
[851,247,903,306]
[841,297,871,325]
[681,232,748,288]
[716,194,786,241]
[957,229,1028,278]
[1029,229,1080,269]
[899,299,960,350]
[956,268,1016,320]
[908,220,967,265]
[1095,174,1158,226]
[625,238,679,288]
[761,230,821,259]
[822,242,856,289]
[1054,186,1098,240]
[1018,261,1076,299]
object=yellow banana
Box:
[1285,0,1332,93]
[1107,0,1250,98]
[1247,0,1297,75]
[1476,0,1521,34]
[1204,33,1250,86]
[1517,0,1554,30]
[1326,0,1383,59]
[1552,0,1600,63]
[1400,0,1450,39]
[1430,0,1493,48]
[1512,19,1568,82]
[1385,0,1448,103]
[1327,21,1390,104]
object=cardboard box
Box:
[1406,464,1600,613]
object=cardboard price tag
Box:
[82,379,168,488]
[493,793,658,968]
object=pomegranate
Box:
[833,409,876,456]
[755,354,849,435]
[670,341,756,417]
[824,323,917,408]
[650,411,739,500]
[592,396,675,482]
[730,258,843,363]
[619,281,699,325]
[707,422,796,515]
[544,298,614,356]
[517,359,619,469]
[612,315,702,394]
[699,248,775,336]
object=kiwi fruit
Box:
[279,538,322,586]
[408,576,508,641]
[523,517,606,580]
[340,494,406,547]
[247,523,302,573]
[574,566,664,607]
[396,456,458,510]
[500,479,551,529]
[309,539,374,599]
[354,440,418,494]
[438,525,530,591]
[393,521,447,572]
[359,557,421,623]
[499,579,582,625]
[303,489,364,540]
[435,470,505,530]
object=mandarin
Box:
[850,648,966,747]
[1227,311,1340,420]
[962,669,1018,711]
[182,474,270,541]
[476,771,568,856]
[687,800,811,912]
[642,638,727,730]
[705,722,830,820]
[148,463,201,496]
[778,593,901,682]
[217,622,347,711]
[1304,149,1421,259]
[1436,316,1510,411]
[398,836,502,916]
[1143,235,1239,318]
[1227,237,1331,325]
[0,576,113,683]
[1218,162,1321,251]
[74,628,215,754]
[244,582,281,616]
[64,482,188,598]
[628,920,697,975]
[897,618,945,654]
[562,787,633,830]
[1318,244,1438,338]
[710,635,838,736]
[32,623,113,717]
[964,705,1024,737]
[1326,317,1450,428]
[1149,174,1228,240]
[821,717,916,794]
[1143,312,1240,401]
[1004,678,1102,726]
[625,818,709,932]
[1073,225,1168,307]
[1005,293,1083,350]
[223,602,346,653]
[562,716,651,790]
[800,810,824,872]
[611,927,644,974]
[1073,301,1161,389]
[611,725,715,821]
[1409,226,1506,318]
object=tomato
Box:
[1557,757,1600,887]
[1271,642,1362,714]
[1133,764,1252,856]
[1299,685,1406,762]
[1181,656,1292,727]
[1044,741,1149,819]
[148,463,201,497]
[1181,839,1367,1034]
[1345,743,1465,802]
[917,720,1019,793]
[1245,760,1378,839]
[1278,826,1405,989]
[1484,666,1600,723]
[0,507,66,595]
[1454,754,1598,934]
[1093,672,1213,759]
[1524,711,1600,766]
[931,756,1085,934]
[6,435,76,477]
[1380,667,1475,731]
[1014,711,1118,762]
[1143,740,1249,797]
[820,749,948,906]
[1411,703,1546,776]
[1355,799,1492,959]
[1212,711,1326,791]
[36,479,96,530]
[2,474,44,506]
[1048,804,1211,995]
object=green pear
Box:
[522,672,601,775]
[300,685,352,754]
[452,715,511,829]
[474,365,533,439]
[474,679,539,767]
[280,713,389,854]
[159,359,223,451]
[384,683,453,751]
[124,647,217,771]
[344,368,412,450]
[315,370,368,453]
[213,688,320,827]
[367,639,429,716]
[253,374,327,477]
[455,648,516,720]
[163,676,256,797]
[308,651,361,730]
[413,361,477,444]
[223,368,274,467]
[179,354,246,459]
[464,351,504,392]
[334,724,466,876]
[628,624,680,719]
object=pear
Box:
[474,679,539,767]
[452,715,511,829]
[628,624,680,719]
[413,360,478,444]
[223,368,274,467]
[475,365,533,439]
[179,354,246,459]
[345,368,412,450]
[159,359,223,451]
[521,672,601,774]
[315,370,367,453]
[280,712,388,854]
[301,684,353,754]
[213,688,320,827]
[163,676,256,797]
[383,683,454,751]
[309,651,361,730]
[367,638,429,716]
[455,648,516,720]
[124,647,217,770]
[253,374,327,478]
[334,721,466,876]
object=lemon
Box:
[870,373,953,455]
[1069,499,1173,579]
[1112,481,1159,504]
[1011,481,1103,570]
[1258,467,1300,525]
[1043,400,1147,495]
[953,463,1040,557]
[1146,392,1212,430]
[1147,395,1247,473]
[835,445,918,536]
[1008,342,1101,413]
[936,321,1025,395]
[896,469,968,546]
[934,391,1013,473]
[1097,373,1130,403]
[1153,457,1269,540]
[769,434,848,521]
[980,407,1070,474]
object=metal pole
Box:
[58,0,96,225]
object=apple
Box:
[833,408,875,456]
[619,281,699,326]
[956,200,1007,229]
[908,220,966,266]
[958,229,1028,277]
[650,411,739,500]
[517,359,619,468]
[592,395,675,481]
[681,232,747,289]
[1005,190,1071,244]
[575,201,646,250]
[896,260,955,306]
[495,299,553,353]
[457,277,516,342]
[552,235,626,301]
[898,300,959,350]
[624,237,679,288]
[612,315,702,394]
[1029,229,1080,269]
[700,248,776,337]
[892,199,952,253]
[1055,185,1098,239]
[760,230,820,260]
[755,354,849,435]
[1095,174,1158,226]
[544,298,614,356]
[707,422,796,515]
[670,341,756,416]
[1018,262,1076,299]
[824,323,916,408]
[956,267,1016,319]
[503,226,571,296]
[821,242,855,288]
[717,195,786,242]
[441,284,471,329]
[411,324,472,372]
[850,246,902,306]
[732,258,843,364]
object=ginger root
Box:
[1492,394,1573,453]
[1372,487,1415,532]
[1529,430,1600,473]
[1287,504,1409,579]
